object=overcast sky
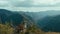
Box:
[0,0,60,11]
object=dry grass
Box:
[0,24,14,34]
[1,24,60,34]
[0,24,45,34]
[26,25,45,34]
[45,32,60,34]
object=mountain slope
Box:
[21,10,60,23]
[38,15,60,32]
[0,9,24,26]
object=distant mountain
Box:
[1,9,60,32]
[0,9,13,23]
[20,10,60,32]
[0,9,24,26]
[0,9,33,26]
[21,10,60,23]
[37,15,60,32]
[7,13,24,26]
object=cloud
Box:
[32,0,60,7]
[0,0,60,7]
[0,0,8,7]
[0,0,60,12]
[9,0,32,7]
[32,0,56,5]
